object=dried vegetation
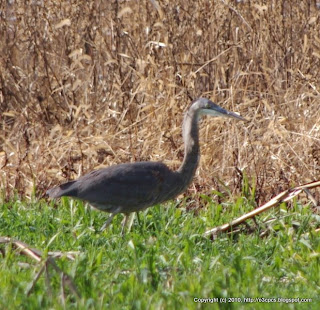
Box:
[1,1,320,204]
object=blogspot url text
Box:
[193,297,312,304]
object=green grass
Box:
[0,196,319,309]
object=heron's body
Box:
[47,161,186,214]
[47,98,246,231]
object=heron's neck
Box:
[177,110,200,188]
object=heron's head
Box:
[194,97,247,121]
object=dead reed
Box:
[0,0,319,204]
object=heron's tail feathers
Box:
[46,181,78,198]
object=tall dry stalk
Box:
[0,1,319,204]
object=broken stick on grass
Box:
[204,180,320,238]
[0,237,81,299]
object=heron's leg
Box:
[121,214,129,236]
[127,212,135,232]
[100,213,116,232]
[121,213,135,235]
[100,207,122,232]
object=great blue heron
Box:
[47,98,246,232]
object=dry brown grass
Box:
[1,0,320,204]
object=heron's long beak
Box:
[203,107,248,121]
[223,109,247,121]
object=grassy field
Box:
[0,195,319,309]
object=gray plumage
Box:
[47,98,246,231]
